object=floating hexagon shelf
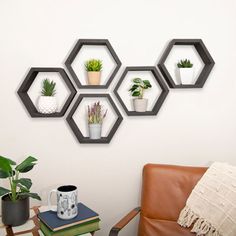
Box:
[114,66,169,116]
[65,39,121,89]
[66,94,123,144]
[158,39,215,88]
[18,67,77,117]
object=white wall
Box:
[1,0,236,235]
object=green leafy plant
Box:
[177,59,193,68]
[129,78,152,99]
[0,156,41,202]
[41,79,56,96]
[88,101,107,124]
[85,59,103,72]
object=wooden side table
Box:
[0,206,94,236]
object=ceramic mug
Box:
[48,185,78,220]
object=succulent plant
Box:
[85,59,103,72]
[88,101,107,124]
[177,59,193,68]
[41,79,56,96]
[129,78,152,99]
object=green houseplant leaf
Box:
[16,156,37,173]
[0,187,10,197]
[0,156,13,173]
[13,178,32,189]
[19,192,41,201]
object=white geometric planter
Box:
[38,96,57,114]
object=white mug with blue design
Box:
[48,185,78,220]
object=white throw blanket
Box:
[178,162,236,236]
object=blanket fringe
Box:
[177,206,221,236]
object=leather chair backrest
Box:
[138,163,207,236]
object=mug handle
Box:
[48,189,57,212]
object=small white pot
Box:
[133,98,148,112]
[179,68,194,85]
[89,124,102,139]
[37,96,57,114]
[87,71,101,85]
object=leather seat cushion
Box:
[138,215,195,236]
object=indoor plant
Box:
[0,155,41,226]
[129,78,152,112]
[87,102,107,139]
[85,59,103,85]
[37,78,57,114]
[177,59,194,84]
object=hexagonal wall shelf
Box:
[18,67,77,117]
[158,39,215,88]
[114,66,169,116]
[65,39,121,89]
[66,94,123,144]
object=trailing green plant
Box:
[85,59,103,72]
[41,79,56,96]
[129,78,152,99]
[88,101,107,124]
[0,156,41,202]
[177,59,193,68]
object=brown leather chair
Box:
[109,163,207,236]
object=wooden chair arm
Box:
[109,207,141,236]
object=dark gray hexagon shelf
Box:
[66,94,123,144]
[65,39,121,89]
[158,39,215,88]
[114,66,169,116]
[17,67,77,117]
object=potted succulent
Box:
[85,59,103,85]
[87,102,107,139]
[0,155,41,226]
[129,78,152,112]
[177,59,194,84]
[38,79,57,114]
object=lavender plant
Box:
[87,102,107,124]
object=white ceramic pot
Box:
[87,71,101,85]
[179,68,194,85]
[89,124,102,139]
[133,98,148,112]
[37,96,57,114]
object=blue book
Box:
[38,203,99,231]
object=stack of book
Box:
[38,203,100,236]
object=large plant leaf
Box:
[0,170,10,178]
[0,156,16,165]
[0,156,12,172]
[16,156,37,173]
[18,184,30,193]
[19,192,41,201]
[0,187,10,197]
[14,178,32,189]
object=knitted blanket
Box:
[178,162,236,236]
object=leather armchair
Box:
[109,163,207,236]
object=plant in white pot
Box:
[85,59,103,85]
[177,59,194,85]
[38,79,57,114]
[87,102,107,139]
[0,155,41,226]
[129,78,152,112]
